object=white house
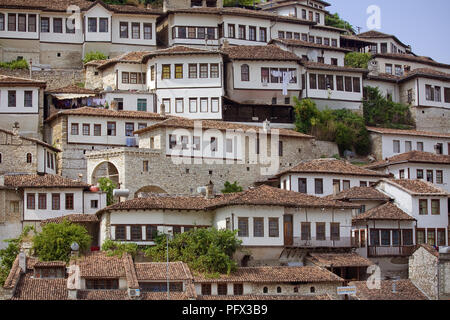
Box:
[3,174,106,229]
[367,127,450,160]
[357,30,411,55]
[277,158,388,197]
[0,75,46,138]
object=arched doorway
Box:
[134,185,167,198]
[91,161,120,186]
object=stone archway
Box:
[134,185,168,198]
[91,161,120,186]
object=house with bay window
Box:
[45,106,168,182]
[357,30,411,55]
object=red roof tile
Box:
[76,252,126,279]
[353,202,415,221]
[0,127,61,152]
[325,187,391,201]
[4,174,89,189]
[271,38,351,53]
[367,126,450,139]
[135,261,193,281]
[40,214,99,226]
[0,75,46,88]
[365,151,450,170]
[11,274,68,300]
[384,179,448,196]
[221,45,301,61]
[349,279,428,300]
[307,253,374,268]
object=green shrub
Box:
[325,13,355,34]
[101,239,139,258]
[0,58,29,70]
[345,52,371,69]
[98,177,117,206]
[82,51,108,64]
[221,181,243,194]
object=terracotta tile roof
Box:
[4,174,89,189]
[278,158,388,178]
[34,261,67,268]
[302,61,368,73]
[366,73,402,83]
[76,290,128,300]
[400,68,450,82]
[349,279,428,300]
[365,151,450,170]
[134,117,313,139]
[3,256,22,290]
[97,51,153,70]
[123,253,139,290]
[415,244,439,258]
[325,187,391,201]
[135,262,193,281]
[357,30,409,48]
[40,214,99,226]
[367,126,450,139]
[0,75,46,88]
[384,179,448,196]
[194,266,344,283]
[373,53,450,69]
[84,59,107,67]
[199,294,333,300]
[340,34,377,45]
[46,84,99,95]
[142,46,221,63]
[221,45,301,61]
[271,38,351,53]
[353,202,415,222]
[99,185,359,214]
[307,253,374,268]
[45,106,168,123]
[11,274,68,300]
[75,252,126,279]
[0,127,61,152]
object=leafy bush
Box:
[294,98,371,156]
[0,59,29,70]
[32,220,91,262]
[325,13,355,33]
[223,0,261,6]
[363,86,415,128]
[101,239,139,258]
[144,228,242,276]
[98,177,117,206]
[221,181,243,194]
[345,52,371,69]
[82,51,108,64]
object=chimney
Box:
[67,264,80,300]
[110,100,119,111]
[205,181,214,199]
[12,122,20,135]
[18,251,26,272]
[160,103,166,116]
[263,119,270,132]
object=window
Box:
[316,223,326,241]
[331,39,337,47]
[130,72,138,84]
[189,98,197,113]
[115,225,126,240]
[233,283,243,295]
[0,13,4,31]
[169,134,177,149]
[316,37,322,45]
[331,223,340,241]
[416,229,425,244]
[238,25,245,40]
[344,77,352,92]
[130,225,142,241]
[53,18,62,33]
[187,26,196,39]
[260,27,267,42]
[211,98,219,113]
[86,279,119,290]
[200,64,208,78]
[65,193,74,210]
[399,170,405,179]
[8,91,16,107]
[445,87,450,103]
[8,14,16,31]
[162,99,171,113]
[437,229,446,246]
[427,170,434,183]
[419,199,428,215]
[41,17,49,33]
[137,99,147,112]
[228,24,235,38]
[210,137,218,152]
[10,201,19,213]
[107,122,116,136]
[318,74,326,90]
[416,142,424,151]
[88,18,97,32]
[302,9,307,19]
[297,178,307,194]
[343,180,350,190]
[206,27,215,39]
[201,283,212,295]
[435,86,441,102]
[315,12,320,23]
[326,75,334,90]
[18,14,26,32]
[146,225,157,240]
[66,18,75,33]
[385,64,392,74]
[238,218,249,237]
[309,35,314,43]
[405,141,412,152]
[91,200,98,209]
[142,160,149,172]
[217,283,227,295]
[241,64,249,81]
[353,77,361,92]
[150,65,155,81]
[99,18,108,33]
[417,169,424,179]
[427,230,436,246]
[131,22,140,39]
[380,230,390,246]
[162,65,171,79]
[393,140,400,153]
[268,218,279,238]
[402,230,413,246]
[253,217,264,238]
[23,91,33,107]
[336,76,344,91]
[278,141,283,157]
[431,200,440,215]
[318,57,324,64]
[370,230,380,246]
[301,222,311,240]
[315,179,323,194]
[26,153,32,163]
[426,85,434,101]
[175,98,184,113]
[436,171,443,184]
[125,123,134,137]
[309,74,317,89]
[27,194,35,210]
[193,136,201,150]
[71,123,79,135]
[200,98,208,113]
[122,72,129,84]
[38,194,47,210]
[249,26,256,41]
[82,124,90,136]
[210,64,219,78]
[143,23,152,39]
[189,64,197,78]
[120,22,128,38]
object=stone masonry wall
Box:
[0,68,84,90]
[409,247,438,300]
[0,131,38,175]
[0,189,23,250]
[413,106,450,134]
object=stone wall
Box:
[0,68,84,90]
[0,189,23,250]
[369,133,383,160]
[409,247,438,300]
[251,282,342,300]
[413,106,450,134]
[438,252,450,299]
[0,131,39,174]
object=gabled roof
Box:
[302,61,368,73]
[221,45,301,61]
[142,46,221,64]
[40,214,99,226]
[357,30,409,48]
[134,117,313,139]
[349,280,428,300]
[4,174,89,189]
[367,127,450,139]
[0,127,61,152]
[193,266,343,283]
[0,75,46,88]
[307,252,374,268]
[271,38,351,53]
[381,179,448,196]
[135,262,193,281]
[76,252,126,279]
[45,107,168,123]
[372,53,450,70]
[11,274,68,300]
[325,187,391,202]
[277,158,388,178]
[399,68,450,82]
[353,202,415,222]
[96,51,152,70]
[365,151,450,170]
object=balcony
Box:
[292,237,354,248]
[368,246,416,257]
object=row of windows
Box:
[398,169,444,184]
[418,199,442,215]
[425,85,450,103]
[162,97,220,114]
[121,72,146,85]
[201,283,243,296]
[392,140,448,155]
[172,26,217,40]
[140,282,183,292]
[228,24,267,42]
[385,63,404,76]
[368,42,406,55]
[113,225,200,241]
[27,193,74,210]
[71,122,148,137]
[0,13,37,32]
[298,222,341,241]
[119,21,152,39]
[3,90,33,108]
[289,178,375,194]
[416,228,447,247]
[239,66,298,84]
[369,229,414,247]
[158,63,220,80]
[309,74,361,93]
[277,31,338,47]
[300,8,322,23]
[112,98,148,112]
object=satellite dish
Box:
[71,242,79,251]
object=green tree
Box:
[32,220,91,262]
[223,0,261,7]
[101,239,139,258]
[82,51,107,64]
[98,177,117,206]
[144,228,242,276]
[345,52,371,69]
[221,181,243,194]
[0,226,34,286]
[325,13,355,34]
[294,97,321,134]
